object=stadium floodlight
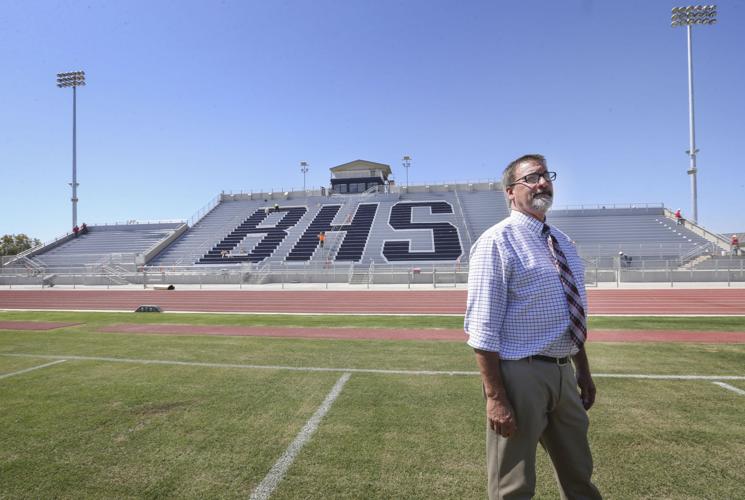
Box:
[671,5,716,224]
[402,155,412,189]
[57,71,86,229]
[300,161,309,192]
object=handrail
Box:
[11,242,45,261]
[554,202,665,211]
[452,188,473,255]
[187,193,222,228]
[680,241,717,263]
[175,210,248,266]
[10,232,71,261]
[360,185,380,196]
[395,178,501,187]
[324,202,355,259]
[78,219,186,227]
[662,207,730,250]
[3,231,76,267]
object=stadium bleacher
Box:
[23,223,182,271]
[10,160,733,282]
[547,207,712,267]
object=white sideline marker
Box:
[712,381,745,396]
[0,359,66,380]
[2,354,745,380]
[249,372,351,500]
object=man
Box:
[731,234,740,256]
[465,154,601,499]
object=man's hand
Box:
[576,369,596,410]
[487,393,517,437]
[573,347,596,411]
[473,349,517,437]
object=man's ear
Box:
[505,187,514,206]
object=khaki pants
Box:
[486,359,602,500]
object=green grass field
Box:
[1,311,744,499]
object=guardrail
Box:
[555,202,664,210]
[3,257,745,288]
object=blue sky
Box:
[2,0,743,242]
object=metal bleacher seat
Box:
[547,208,711,264]
[150,199,268,266]
[32,223,181,271]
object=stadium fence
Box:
[2,257,745,288]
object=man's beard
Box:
[531,191,553,213]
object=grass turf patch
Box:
[1,326,744,375]
[588,378,745,499]
[1,311,744,498]
[0,359,341,498]
[2,310,745,331]
[0,356,64,376]
[272,374,484,499]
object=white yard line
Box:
[0,353,476,376]
[249,372,351,500]
[594,373,745,380]
[0,359,67,380]
[712,381,745,396]
[1,353,744,380]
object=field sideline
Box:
[1,311,744,499]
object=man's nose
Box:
[536,175,551,188]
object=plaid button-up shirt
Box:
[464,210,585,359]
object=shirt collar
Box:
[510,210,548,236]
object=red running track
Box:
[1,289,745,315]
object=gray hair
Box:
[501,154,547,207]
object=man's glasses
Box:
[510,171,557,186]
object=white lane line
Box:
[594,373,745,380]
[712,381,745,396]
[249,372,351,500]
[0,359,67,380]
[1,354,744,380]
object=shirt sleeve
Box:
[464,234,509,352]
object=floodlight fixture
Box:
[671,5,717,26]
[300,161,309,192]
[56,71,86,88]
[402,155,412,188]
[670,5,716,224]
[57,70,86,229]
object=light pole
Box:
[402,155,412,189]
[57,71,86,229]
[300,161,309,192]
[671,5,716,224]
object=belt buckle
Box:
[557,356,569,366]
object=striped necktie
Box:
[543,224,587,347]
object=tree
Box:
[0,234,42,256]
